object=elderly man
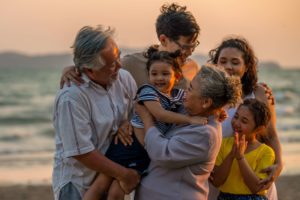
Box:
[52,25,140,200]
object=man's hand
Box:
[114,121,133,146]
[60,66,84,88]
[118,168,140,194]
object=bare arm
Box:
[135,103,211,168]
[60,66,84,88]
[235,134,265,194]
[144,101,207,125]
[211,136,237,187]
[74,150,140,194]
[237,158,263,193]
[255,84,283,183]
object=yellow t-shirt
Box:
[215,137,275,195]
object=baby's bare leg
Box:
[107,179,126,200]
[83,173,113,200]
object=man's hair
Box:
[71,25,115,71]
[156,3,200,41]
[239,99,271,128]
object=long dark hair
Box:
[208,37,258,96]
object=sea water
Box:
[0,65,299,184]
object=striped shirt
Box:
[131,84,185,134]
[52,69,137,199]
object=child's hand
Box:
[114,121,133,146]
[235,133,247,160]
[188,116,208,125]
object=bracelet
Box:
[236,156,245,161]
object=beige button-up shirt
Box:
[52,69,137,199]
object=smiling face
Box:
[160,35,199,64]
[148,61,177,95]
[183,78,209,116]
[217,47,247,78]
[87,37,121,87]
[231,105,257,141]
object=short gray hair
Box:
[71,25,115,71]
[194,64,242,109]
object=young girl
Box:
[211,99,275,200]
[83,48,207,200]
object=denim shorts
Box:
[105,134,150,176]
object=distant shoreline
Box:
[1,51,299,69]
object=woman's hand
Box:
[60,66,84,88]
[259,82,275,106]
[114,121,133,146]
[217,108,228,122]
[259,162,283,190]
[188,116,208,125]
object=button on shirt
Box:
[52,69,137,199]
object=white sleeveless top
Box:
[221,92,255,137]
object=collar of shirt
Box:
[81,73,113,90]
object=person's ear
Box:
[83,67,93,76]
[159,34,169,46]
[202,98,213,109]
[254,125,266,135]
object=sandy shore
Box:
[0,175,298,200]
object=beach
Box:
[0,63,299,199]
[0,175,298,200]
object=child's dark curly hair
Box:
[144,46,182,77]
[240,99,271,128]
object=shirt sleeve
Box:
[55,95,95,158]
[144,125,213,168]
[254,145,275,179]
[137,86,160,103]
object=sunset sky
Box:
[1,0,299,67]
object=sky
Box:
[1,0,300,68]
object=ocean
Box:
[0,65,299,184]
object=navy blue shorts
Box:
[218,192,268,200]
[105,134,150,176]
